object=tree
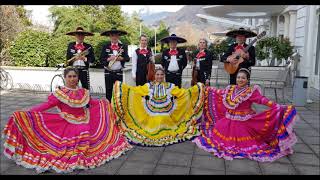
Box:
[49,6,92,36]
[149,21,170,53]
[15,5,32,26]
[9,30,51,67]
[0,5,31,65]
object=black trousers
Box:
[76,68,90,90]
[104,69,123,101]
[136,70,147,86]
[197,70,207,84]
[229,68,251,85]
[166,71,182,88]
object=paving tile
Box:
[300,136,320,145]
[295,129,320,137]
[260,162,297,175]
[164,141,195,154]
[153,165,190,175]
[194,147,212,156]
[158,152,193,167]
[295,165,320,175]
[289,153,320,166]
[117,161,156,175]
[0,156,15,174]
[191,155,225,171]
[190,168,225,175]
[126,149,161,164]
[225,159,261,175]
[272,156,291,164]
[115,148,134,161]
[77,159,123,175]
[2,164,38,175]
[293,143,315,154]
[41,170,80,175]
[309,145,320,156]
[135,145,165,152]
[295,122,313,129]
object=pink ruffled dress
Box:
[2,86,132,173]
[193,85,298,162]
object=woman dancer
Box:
[112,67,205,146]
[2,67,132,173]
[193,68,298,162]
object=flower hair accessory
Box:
[238,68,251,76]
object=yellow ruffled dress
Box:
[112,81,205,146]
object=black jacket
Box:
[135,47,153,73]
[66,42,95,68]
[161,48,187,73]
[221,43,256,69]
[100,42,130,68]
[193,49,213,80]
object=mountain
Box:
[145,6,228,45]
[140,11,174,26]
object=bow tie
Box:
[196,51,206,59]
[111,44,119,50]
[169,49,178,56]
[139,48,148,55]
[235,45,244,50]
[74,43,85,51]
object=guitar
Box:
[146,61,155,81]
[224,31,266,74]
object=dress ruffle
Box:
[112,81,205,146]
[193,86,299,162]
[2,99,132,173]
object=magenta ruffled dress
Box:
[193,85,298,162]
[2,86,132,173]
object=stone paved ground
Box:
[0,88,319,175]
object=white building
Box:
[197,5,320,101]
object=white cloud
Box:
[24,5,184,26]
[121,5,184,14]
[24,5,53,27]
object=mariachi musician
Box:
[132,34,155,86]
[100,27,130,101]
[160,34,187,88]
[221,27,256,85]
[66,26,95,90]
[191,38,213,86]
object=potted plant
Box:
[256,37,294,66]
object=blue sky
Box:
[24,5,184,27]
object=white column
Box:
[276,15,280,37]
[271,16,278,37]
[302,6,317,101]
[288,10,297,45]
[283,13,290,38]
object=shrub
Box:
[9,29,51,67]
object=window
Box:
[315,12,320,75]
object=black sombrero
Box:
[226,28,257,38]
[66,27,94,36]
[100,27,128,36]
[160,34,187,44]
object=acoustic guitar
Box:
[224,31,266,74]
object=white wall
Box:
[1,66,134,93]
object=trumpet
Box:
[66,47,91,65]
[108,46,124,69]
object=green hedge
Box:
[9,30,51,67]
[9,30,122,67]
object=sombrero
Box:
[66,27,94,36]
[226,28,257,38]
[160,34,187,44]
[100,27,128,36]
